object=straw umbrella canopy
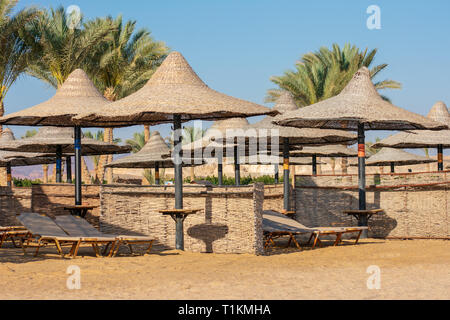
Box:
[105,131,203,184]
[0,69,112,205]
[0,126,131,155]
[0,129,55,187]
[0,126,131,184]
[353,148,437,173]
[246,91,357,212]
[290,145,358,175]
[71,51,275,250]
[182,118,252,186]
[273,67,446,237]
[373,101,450,171]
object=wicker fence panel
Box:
[99,184,264,254]
[295,172,450,238]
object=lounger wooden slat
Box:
[54,215,155,257]
[263,210,368,250]
[17,213,117,258]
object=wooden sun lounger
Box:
[263,210,368,250]
[263,210,317,250]
[17,213,117,258]
[0,226,31,248]
[54,215,155,257]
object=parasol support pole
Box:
[74,126,82,206]
[173,114,184,250]
[234,145,240,186]
[6,163,12,188]
[437,144,443,171]
[283,137,290,211]
[155,162,160,185]
[56,145,62,183]
[66,156,72,183]
[217,154,223,186]
[312,155,317,176]
[357,124,368,238]
[390,162,395,174]
[274,164,279,184]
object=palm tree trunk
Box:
[105,128,114,184]
[341,158,348,174]
[0,167,6,186]
[144,125,150,142]
[42,164,48,183]
[190,166,195,182]
[81,157,92,183]
[331,158,336,175]
[0,100,4,135]
[51,164,56,182]
[97,128,112,183]
[317,157,322,174]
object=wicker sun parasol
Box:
[246,91,357,212]
[182,118,250,186]
[272,67,446,237]
[358,148,436,173]
[72,52,276,127]
[373,101,450,171]
[0,129,55,187]
[0,126,131,155]
[105,131,203,184]
[0,69,113,205]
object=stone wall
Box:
[99,184,265,254]
[295,172,450,239]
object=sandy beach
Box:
[0,239,448,300]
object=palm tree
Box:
[0,0,39,133]
[25,6,114,184]
[366,137,382,156]
[125,131,146,153]
[84,15,168,184]
[267,43,401,106]
[25,6,115,87]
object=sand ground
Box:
[0,238,449,300]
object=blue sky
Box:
[6,0,450,156]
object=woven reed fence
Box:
[0,184,101,227]
[295,172,450,239]
[99,183,265,254]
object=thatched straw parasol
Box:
[105,131,203,184]
[373,101,450,171]
[273,67,446,237]
[72,51,275,250]
[246,91,357,212]
[0,70,110,127]
[355,148,437,173]
[182,118,251,186]
[0,129,55,187]
[72,52,276,127]
[0,69,112,206]
[0,126,131,183]
[290,145,357,175]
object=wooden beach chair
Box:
[263,210,316,250]
[17,213,116,258]
[0,225,31,248]
[54,215,155,257]
[263,210,367,249]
